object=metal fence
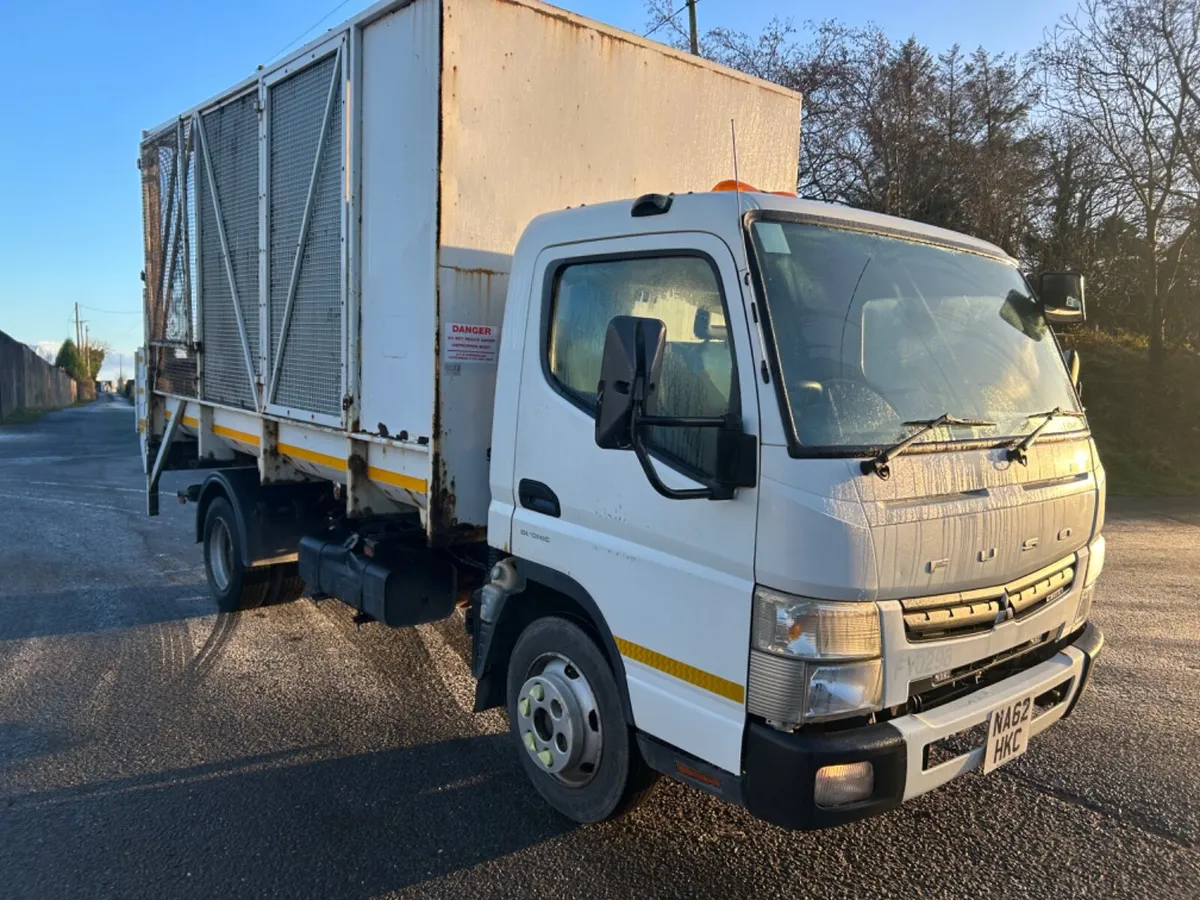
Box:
[140,121,199,398]
[196,92,260,410]
[267,51,344,418]
[141,38,346,423]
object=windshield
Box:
[749,219,1085,451]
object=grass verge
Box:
[1059,329,1200,496]
[0,407,47,426]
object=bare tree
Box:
[1035,0,1199,363]
[641,0,1197,353]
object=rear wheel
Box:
[202,497,271,612]
[506,616,657,824]
[264,563,306,606]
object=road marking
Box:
[415,620,506,734]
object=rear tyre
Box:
[264,563,307,606]
[202,497,271,613]
[506,616,657,824]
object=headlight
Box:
[749,588,883,726]
[1083,535,1105,588]
[752,587,880,659]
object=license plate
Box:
[982,692,1035,773]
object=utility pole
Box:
[74,302,81,350]
[687,0,698,55]
[84,325,91,381]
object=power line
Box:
[267,0,357,64]
[644,0,698,39]
[77,303,141,315]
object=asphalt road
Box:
[1,399,1197,899]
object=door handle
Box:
[518,479,560,518]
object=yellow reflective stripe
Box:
[213,424,261,447]
[162,409,200,429]
[155,416,423,493]
[278,442,346,471]
[367,465,428,495]
[614,636,745,704]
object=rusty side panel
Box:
[428,256,512,544]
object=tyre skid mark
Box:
[1005,771,1198,850]
[185,613,240,681]
[415,620,506,735]
[308,601,505,735]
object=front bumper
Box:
[741,620,1104,830]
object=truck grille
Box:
[901,555,1076,642]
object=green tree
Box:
[85,341,108,381]
[54,339,87,382]
[54,337,108,382]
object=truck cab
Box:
[478,187,1104,829]
[138,0,1103,832]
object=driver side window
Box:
[546,254,735,476]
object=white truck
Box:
[138,0,1105,830]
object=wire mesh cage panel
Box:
[197,92,261,410]
[140,122,198,397]
[267,53,345,418]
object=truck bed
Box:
[138,0,802,541]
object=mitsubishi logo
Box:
[994,593,1014,625]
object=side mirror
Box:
[595,316,665,450]
[594,314,755,501]
[1038,272,1086,324]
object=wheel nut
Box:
[518,697,530,717]
[529,683,544,701]
[537,749,553,767]
[524,731,536,751]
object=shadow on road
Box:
[2,735,574,898]
[0,583,211,642]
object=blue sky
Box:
[0,0,1074,380]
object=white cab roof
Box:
[527,191,1013,263]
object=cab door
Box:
[510,231,760,773]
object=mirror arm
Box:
[629,406,717,500]
[637,414,730,429]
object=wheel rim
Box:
[208,518,234,593]
[516,652,603,787]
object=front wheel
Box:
[506,617,657,824]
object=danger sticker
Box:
[445,322,499,363]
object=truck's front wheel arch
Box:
[472,561,634,727]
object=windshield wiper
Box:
[861,413,997,480]
[1006,407,1086,466]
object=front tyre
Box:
[506,617,657,824]
[202,497,271,613]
